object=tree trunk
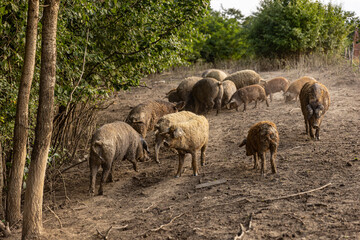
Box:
[22,0,60,239]
[6,0,39,226]
[0,141,4,219]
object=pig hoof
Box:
[174,175,180,178]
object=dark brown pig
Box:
[89,121,149,195]
[300,82,330,140]
[125,100,184,138]
[239,121,279,176]
[226,84,269,112]
[166,76,202,103]
[185,78,224,115]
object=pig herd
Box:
[89,69,330,196]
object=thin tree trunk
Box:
[6,0,39,226]
[0,141,4,219]
[22,0,60,239]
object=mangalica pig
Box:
[239,121,279,176]
[222,80,237,107]
[201,69,228,81]
[224,70,262,89]
[185,78,224,115]
[125,100,184,138]
[154,111,209,177]
[226,84,269,112]
[262,77,290,102]
[89,121,149,195]
[300,82,330,140]
[166,76,202,103]
[284,76,317,102]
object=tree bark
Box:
[6,0,39,226]
[22,0,60,239]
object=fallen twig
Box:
[112,225,128,230]
[233,213,253,240]
[263,182,332,202]
[195,179,227,189]
[96,226,113,240]
[46,206,63,228]
[150,213,184,232]
[142,203,155,213]
[233,223,245,240]
[60,158,88,174]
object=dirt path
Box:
[10,67,360,239]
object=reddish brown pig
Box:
[300,82,330,140]
[226,84,269,112]
[284,76,317,102]
[125,100,184,138]
[262,77,290,102]
[239,121,279,176]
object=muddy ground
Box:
[10,66,360,239]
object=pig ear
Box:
[306,104,313,119]
[173,127,185,138]
[239,139,247,147]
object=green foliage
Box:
[56,0,210,105]
[191,9,248,63]
[0,0,209,166]
[244,0,355,58]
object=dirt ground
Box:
[10,66,360,239]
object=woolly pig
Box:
[185,77,224,115]
[284,76,317,102]
[89,121,149,195]
[300,82,330,140]
[166,76,202,103]
[222,80,237,107]
[125,100,184,138]
[154,111,209,177]
[227,84,269,112]
[201,69,228,81]
[239,121,279,176]
[262,77,290,102]
[224,70,262,89]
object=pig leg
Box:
[265,97,270,107]
[175,153,186,178]
[253,100,258,109]
[190,151,199,176]
[89,162,99,196]
[270,148,277,174]
[243,102,247,112]
[315,128,320,141]
[253,153,260,170]
[259,152,266,176]
[154,134,163,164]
[98,162,111,195]
[200,143,207,166]
[309,124,315,139]
[270,93,273,102]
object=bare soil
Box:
[9,66,360,239]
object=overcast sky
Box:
[211,0,360,17]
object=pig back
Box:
[92,121,142,161]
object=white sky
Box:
[211,0,360,17]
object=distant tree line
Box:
[192,0,360,63]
